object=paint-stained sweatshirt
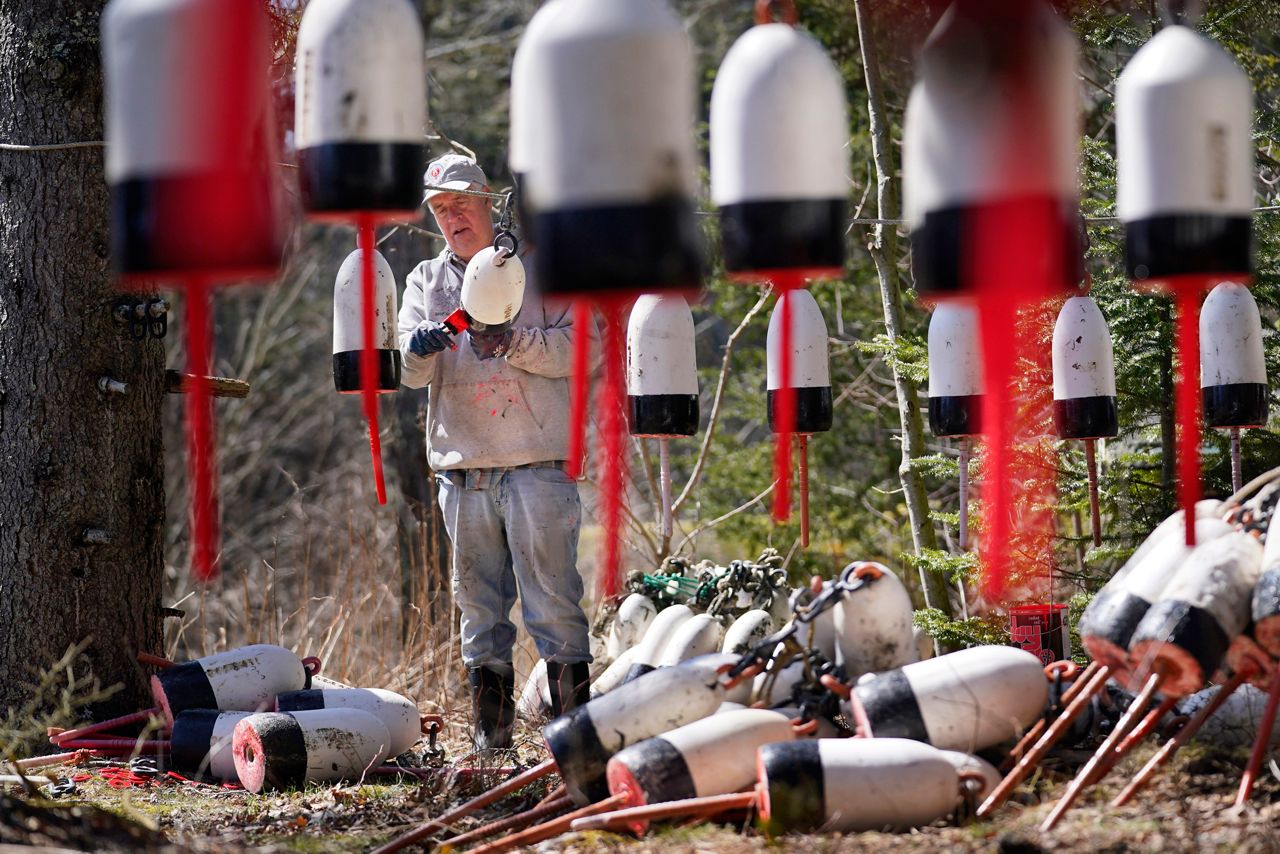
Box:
[398,247,595,471]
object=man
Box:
[398,153,593,751]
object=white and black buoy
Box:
[103,0,284,581]
[170,710,252,781]
[295,0,428,507]
[508,0,565,238]
[1200,282,1268,491]
[927,302,982,550]
[710,4,848,527]
[333,247,400,393]
[1052,295,1119,546]
[1117,21,1254,544]
[276,687,421,758]
[150,644,307,724]
[766,289,832,547]
[627,295,699,543]
[232,708,392,793]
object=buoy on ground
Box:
[151,644,307,724]
[170,710,251,781]
[624,603,694,683]
[232,708,391,793]
[832,562,917,680]
[276,687,421,757]
[608,594,659,660]
[656,614,726,667]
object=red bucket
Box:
[1010,604,1070,666]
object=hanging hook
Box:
[754,0,797,25]
[492,229,519,266]
[1159,0,1203,25]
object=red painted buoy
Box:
[232,708,391,793]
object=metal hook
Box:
[1159,0,1202,25]
[492,229,519,265]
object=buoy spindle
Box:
[1085,439,1102,548]
[772,284,796,522]
[357,216,386,504]
[186,279,219,582]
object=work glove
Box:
[409,320,454,356]
[468,327,514,361]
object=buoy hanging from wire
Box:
[1052,294,1119,547]
[507,0,565,239]
[295,0,428,505]
[902,0,1080,600]
[333,248,400,393]
[102,0,285,581]
[710,0,848,526]
[627,295,699,545]
[766,290,832,547]
[1200,282,1267,493]
[927,301,983,550]
[519,0,703,597]
[1117,17,1254,545]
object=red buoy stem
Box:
[357,216,387,505]
[598,299,629,599]
[1173,282,1203,546]
[566,300,591,479]
[772,277,800,522]
[186,278,219,582]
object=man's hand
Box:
[468,327,514,361]
[409,320,454,356]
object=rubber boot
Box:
[546,661,591,717]
[468,666,515,751]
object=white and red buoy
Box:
[1117,22,1255,545]
[846,646,1048,752]
[766,289,832,546]
[151,644,307,724]
[276,687,421,758]
[711,7,847,527]
[333,248,400,393]
[1200,282,1268,491]
[103,0,284,581]
[1053,295,1119,546]
[627,295,699,542]
[232,708,392,793]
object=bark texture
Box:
[0,0,165,715]
[854,0,954,617]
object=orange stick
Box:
[1001,660,1101,772]
[571,790,758,834]
[1088,694,1178,784]
[468,793,628,854]
[437,794,573,851]
[1235,665,1280,806]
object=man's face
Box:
[428,190,495,263]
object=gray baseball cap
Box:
[423,154,488,200]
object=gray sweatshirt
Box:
[398,247,593,472]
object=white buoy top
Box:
[462,247,526,328]
[710,23,849,206]
[627,295,698,397]
[333,248,398,352]
[927,302,983,398]
[767,290,830,391]
[522,0,697,210]
[902,2,1079,229]
[1201,282,1267,387]
[1052,296,1117,400]
[1116,26,1253,221]
[294,0,426,148]
[509,0,565,176]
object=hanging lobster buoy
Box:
[606,709,796,828]
[276,687,421,758]
[757,738,961,833]
[846,646,1048,752]
[624,603,695,683]
[1201,282,1268,491]
[711,8,847,526]
[1117,23,1254,544]
[927,302,983,438]
[544,656,728,805]
[508,0,565,238]
[831,563,917,680]
[170,710,252,781]
[461,236,526,333]
[1053,296,1119,440]
[295,0,426,214]
[627,294,699,542]
[903,0,1080,599]
[1053,294,1119,546]
[295,0,428,507]
[333,248,400,393]
[103,0,284,581]
[232,709,392,793]
[1127,531,1263,696]
[766,289,832,546]
[151,644,307,724]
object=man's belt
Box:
[443,460,569,489]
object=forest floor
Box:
[6,725,1280,853]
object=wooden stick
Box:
[571,790,758,834]
[1231,428,1243,494]
[1001,660,1101,773]
[958,437,970,551]
[1040,671,1162,831]
[1085,439,1102,547]
[798,434,810,548]
[980,663,1111,816]
[165,369,250,398]
[12,751,86,771]
[1113,671,1246,807]
[437,794,573,851]
[468,793,628,854]
[136,652,175,669]
[1235,665,1280,806]
[370,759,556,854]
[659,438,673,542]
[1089,694,1178,784]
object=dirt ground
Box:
[7,727,1280,854]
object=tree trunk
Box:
[854,0,954,617]
[0,1,165,718]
